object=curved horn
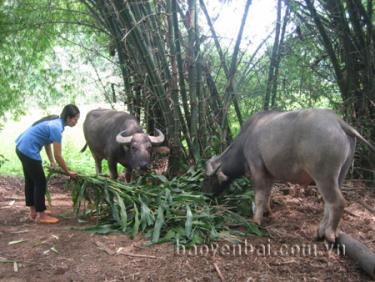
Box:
[148,128,165,145]
[116,129,133,144]
[206,155,221,176]
[206,144,232,176]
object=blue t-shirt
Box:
[16,118,64,161]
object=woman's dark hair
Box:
[60,104,80,124]
[32,104,80,126]
[32,115,59,126]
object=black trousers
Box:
[16,149,47,212]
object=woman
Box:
[15,104,80,224]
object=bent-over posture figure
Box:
[16,104,80,224]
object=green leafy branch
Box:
[53,165,263,246]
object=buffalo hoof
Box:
[314,229,338,243]
[252,216,263,226]
[313,231,325,242]
[315,225,326,241]
[324,230,338,244]
[264,209,272,217]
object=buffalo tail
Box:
[339,119,375,152]
[80,143,88,153]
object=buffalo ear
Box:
[152,146,170,156]
[206,155,221,176]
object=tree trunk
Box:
[220,0,252,147]
[264,0,282,110]
[271,4,290,108]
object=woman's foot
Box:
[29,206,37,220]
[44,209,53,215]
[36,212,59,224]
[29,207,53,220]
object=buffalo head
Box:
[116,128,165,171]
[201,155,231,196]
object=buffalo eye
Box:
[131,146,138,151]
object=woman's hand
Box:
[67,171,78,179]
[50,162,58,170]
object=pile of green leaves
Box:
[65,165,263,246]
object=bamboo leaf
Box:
[85,224,119,235]
[152,205,165,243]
[115,193,128,232]
[154,175,168,183]
[132,203,140,238]
[185,205,193,239]
[140,200,155,230]
[73,181,88,215]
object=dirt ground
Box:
[1,176,375,282]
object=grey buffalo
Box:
[81,109,165,181]
[202,109,375,242]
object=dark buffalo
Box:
[202,109,375,242]
[81,109,165,181]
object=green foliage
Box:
[201,29,343,146]
[233,41,340,114]
[1,0,58,116]
[67,166,263,246]
[0,0,112,118]
[61,138,104,176]
[0,154,7,169]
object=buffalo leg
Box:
[338,138,356,188]
[316,204,330,241]
[253,177,273,225]
[264,190,273,216]
[316,178,345,242]
[108,159,118,179]
[125,168,132,183]
[93,156,102,176]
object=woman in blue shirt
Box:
[15,104,80,224]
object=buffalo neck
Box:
[220,141,246,179]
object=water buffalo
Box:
[81,109,165,181]
[202,109,375,242]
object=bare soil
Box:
[1,175,375,281]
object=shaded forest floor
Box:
[1,175,375,281]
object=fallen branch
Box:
[214,263,225,281]
[0,257,16,263]
[337,232,375,279]
[117,253,158,259]
[344,209,358,217]
[95,241,115,255]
